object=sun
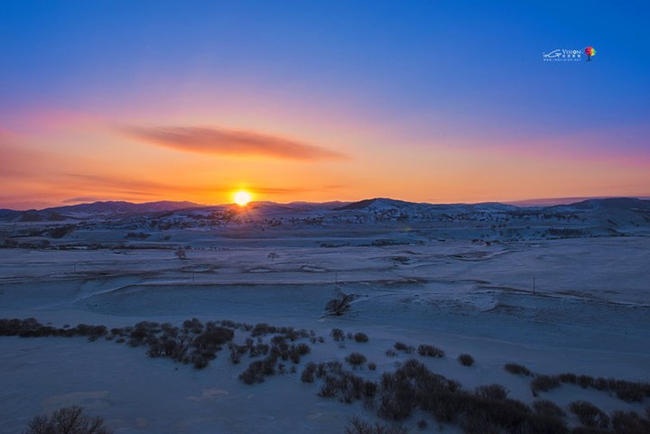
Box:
[234,190,252,206]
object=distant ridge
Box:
[0,200,204,222]
[506,196,650,207]
[45,200,203,215]
[334,198,418,210]
[549,197,650,211]
[1,197,649,223]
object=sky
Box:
[1,0,649,209]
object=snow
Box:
[0,204,649,433]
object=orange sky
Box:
[1,105,649,210]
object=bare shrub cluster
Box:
[315,366,377,405]
[502,362,650,403]
[308,358,571,434]
[0,317,235,369]
[569,401,610,429]
[417,344,444,358]
[0,318,107,340]
[458,354,475,366]
[611,410,650,434]
[345,352,368,368]
[326,293,354,316]
[531,375,562,396]
[354,332,369,343]
[554,373,650,403]
[238,340,311,384]
[24,406,112,434]
[332,328,346,341]
[393,342,415,354]
[504,363,532,376]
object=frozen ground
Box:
[1,224,649,432]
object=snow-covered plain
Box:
[1,199,649,433]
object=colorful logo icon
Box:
[584,46,596,61]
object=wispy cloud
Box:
[122,126,347,161]
[63,173,325,197]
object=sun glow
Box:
[234,190,252,206]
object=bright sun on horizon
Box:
[234,190,252,206]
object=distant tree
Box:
[267,252,279,261]
[24,406,112,434]
[175,247,187,260]
[325,293,354,316]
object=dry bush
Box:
[458,354,474,366]
[531,375,561,395]
[326,293,354,316]
[394,342,415,354]
[417,344,444,358]
[318,376,340,397]
[611,410,650,434]
[24,406,112,434]
[504,363,532,376]
[346,352,368,368]
[332,328,345,341]
[354,332,369,343]
[475,384,508,400]
[569,401,609,429]
[533,399,566,419]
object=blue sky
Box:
[1,1,649,208]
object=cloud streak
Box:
[122,126,347,161]
[63,173,328,197]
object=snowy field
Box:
[1,231,649,433]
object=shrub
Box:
[346,352,367,367]
[354,332,369,343]
[577,375,595,389]
[504,363,532,376]
[458,354,474,366]
[301,362,317,383]
[295,342,311,355]
[368,362,377,371]
[417,344,444,358]
[229,346,242,364]
[239,361,266,385]
[193,327,234,350]
[394,342,415,354]
[332,328,345,341]
[531,375,561,395]
[249,343,270,357]
[569,401,609,429]
[318,376,340,397]
[558,373,578,384]
[615,388,645,403]
[611,410,650,434]
[191,354,209,369]
[326,293,354,316]
[475,384,508,400]
[533,399,566,419]
[24,406,112,434]
[386,349,397,357]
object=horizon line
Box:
[3,194,650,212]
